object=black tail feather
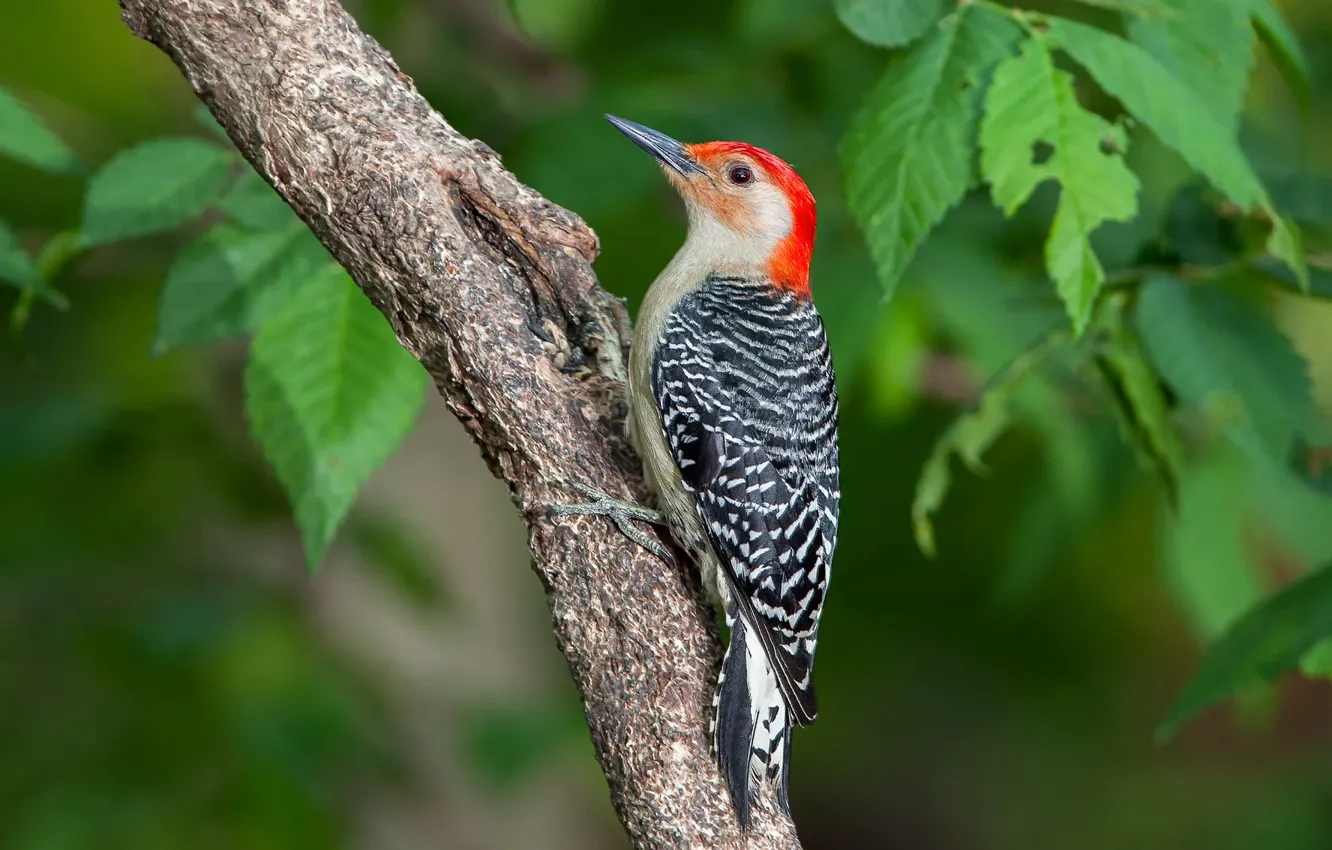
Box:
[715,616,755,827]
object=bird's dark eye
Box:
[727,165,754,186]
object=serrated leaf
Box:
[833,0,947,48]
[842,6,1021,302]
[1247,0,1310,118]
[913,328,1067,556]
[0,86,82,175]
[154,224,332,352]
[217,168,298,231]
[1127,0,1253,133]
[1094,296,1184,504]
[1158,558,1332,740]
[1047,18,1261,206]
[979,37,1139,335]
[1135,274,1312,464]
[80,138,234,246]
[245,272,428,569]
[1048,16,1306,289]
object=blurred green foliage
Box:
[833,0,1332,737]
[5,0,1332,848]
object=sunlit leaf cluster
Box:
[840,0,1332,739]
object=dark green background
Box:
[4,0,1332,847]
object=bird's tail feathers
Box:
[710,608,791,827]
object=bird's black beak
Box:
[606,114,706,176]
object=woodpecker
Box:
[552,115,839,826]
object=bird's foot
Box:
[548,482,674,564]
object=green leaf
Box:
[245,271,428,569]
[1070,0,1174,15]
[1094,295,1184,504]
[1135,274,1312,464]
[842,6,1021,301]
[1249,435,1332,560]
[1163,182,1242,266]
[995,417,1110,609]
[1299,636,1332,679]
[0,86,82,175]
[1263,174,1332,226]
[1264,217,1306,293]
[913,328,1067,556]
[1047,18,1261,206]
[1157,448,1267,740]
[33,229,84,283]
[510,0,603,48]
[1158,558,1332,740]
[1126,0,1254,133]
[154,224,332,353]
[1163,447,1263,640]
[1047,17,1306,289]
[0,223,70,317]
[833,0,947,48]
[1247,0,1310,117]
[0,220,37,291]
[217,168,298,231]
[1255,259,1332,300]
[979,36,1139,335]
[80,138,235,246]
[1287,435,1332,498]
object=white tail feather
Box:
[711,606,791,825]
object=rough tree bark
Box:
[115,1,804,847]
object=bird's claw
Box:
[548,481,674,566]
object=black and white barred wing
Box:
[652,277,839,726]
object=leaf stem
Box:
[9,229,80,333]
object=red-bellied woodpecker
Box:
[551,115,839,827]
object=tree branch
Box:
[115,1,802,847]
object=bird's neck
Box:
[672,208,811,295]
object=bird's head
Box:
[607,114,816,294]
